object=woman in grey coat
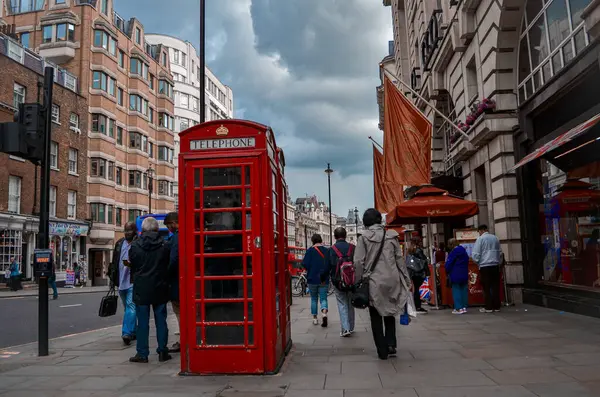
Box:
[354,208,412,360]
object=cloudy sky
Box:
[116,0,392,217]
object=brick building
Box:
[0,32,87,281]
[0,0,176,285]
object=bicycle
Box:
[291,272,334,297]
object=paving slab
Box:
[523,382,599,397]
[414,385,537,397]
[482,368,575,385]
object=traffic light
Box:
[0,103,44,164]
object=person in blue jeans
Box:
[128,217,171,363]
[49,263,58,300]
[326,227,356,337]
[109,222,138,346]
[445,238,470,314]
[301,234,329,327]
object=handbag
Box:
[98,286,119,317]
[351,234,386,309]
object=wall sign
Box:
[191,138,256,150]
[49,222,89,237]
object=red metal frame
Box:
[178,120,290,375]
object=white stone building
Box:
[145,34,234,208]
[286,198,296,248]
[294,196,337,246]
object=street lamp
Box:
[146,167,155,214]
[199,0,206,123]
[324,163,333,246]
[354,206,359,243]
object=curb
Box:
[0,288,110,299]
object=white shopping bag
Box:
[406,292,417,318]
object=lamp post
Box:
[354,206,359,243]
[199,0,206,123]
[324,163,333,246]
[146,167,155,214]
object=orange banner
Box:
[373,146,404,213]
[382,76,432,186]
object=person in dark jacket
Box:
[327,227,356,337]
[164,212,180,353]
[301,234,330,327]
[409,238,430,314]
[128,217,171,363]
[445,238,470,314]
[108,222,138,345]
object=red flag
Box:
[383,76,432,185]
[373,145,404,214]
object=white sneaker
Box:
[479,308,493,313]
[340,330,351,337]
[452,309,463,315]
[460,308,467,314]
[312,318,318,325]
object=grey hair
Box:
[447,238,457,249]
[141,217,159,232]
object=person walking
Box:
[445,239,469,314]
[354,209,412,360]
[327,227,356,337]
[8,257,22,291]
[472,225,502,313]
[301,234,330,327]
[109,222,138,346]
[407,244,429,314]
[48,262,58,300]
[165,212,181,353]
[128,217,171,363]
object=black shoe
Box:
[129,354,148,363]
[388,346,397,357]
[321,316,328,328]
[159,352,172,362]
[417,307,428,313]
[122,335,132,346]
[378,354,388,360]
[169,342,180,353]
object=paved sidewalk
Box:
[0,285,109,299]
[2,298,600,396]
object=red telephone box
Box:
[178,120,291,375]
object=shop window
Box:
[0,230,22,274]
[8,176,21,214]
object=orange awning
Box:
[386,186,479,226]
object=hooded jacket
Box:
[354,224,412,317]
[129,231,170,306]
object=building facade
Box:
[286,198,296,248]
[294,195,337,246]
[1,0,177,285]
[336,209,363,244]
[381,0,600,313]
[144,34,234,209]
[0,32,87,282]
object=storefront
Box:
[514,10,600,315]
[49,221,89,284]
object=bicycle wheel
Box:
[291,276,304,297]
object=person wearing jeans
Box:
[109,222,138,345]
[327,227,356,337]
[472,225,502,313]
[301,234,330,327]
[128,217,172,363]
[48,263,58,300]
[445,239,469,314]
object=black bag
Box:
[351,235,386,309]
[406,254,428,276]
[98,286,118,317]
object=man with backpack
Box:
[328,227,356,337]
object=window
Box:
[50,141,58,169]
[129,170,143,188]
[49,186,57,218]
[56,0,66,4]
[100,0,108,14]
[90,158,106,178]
[129,94,148,116]
[172,49,180,64]
[148,142,154,158]
[158,180,169,195]
[192,97,199,112]
[129,209,142,222]
[93,30,117,56]
[67,191,77,219]
[135,27,141,45]
[162,52,167,66]
[69,113,79,129]
[130,58,148,80]
[158,113,174,130]
[90,203,106,223]
[118,50,125,68]
[180,93,189,108]
[42,25,53,43]
[116,167,123,185]
[91,114,115,137]
[117,87,124,106]
[116,208,122,226]
[51,104,60,123]
[20,32,30,48]
[116,126,123,145]
[56,23,75,42]
[148,108,154,124]
[107,161,115,181]
[158,80,173,98]
[149,74,155,90]
[68,148,78,174]
[13,83,25,109]
[92,71,116,96]
[180,118,189,131]
[129,132,143,150]
[157,146,173,162]
[8,176,21,214]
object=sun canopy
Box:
[386,186,479,226]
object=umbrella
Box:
[385,185,479,309]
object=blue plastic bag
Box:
[399,304,410,326]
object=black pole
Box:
[199,0,206,123]
[304,225,308,248]
[37,67,53,357]
[355,207,358,242]
[326,163,333,246]
[148,175,152,214]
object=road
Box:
[0,291,123,349]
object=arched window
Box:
[518,0,592,103]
